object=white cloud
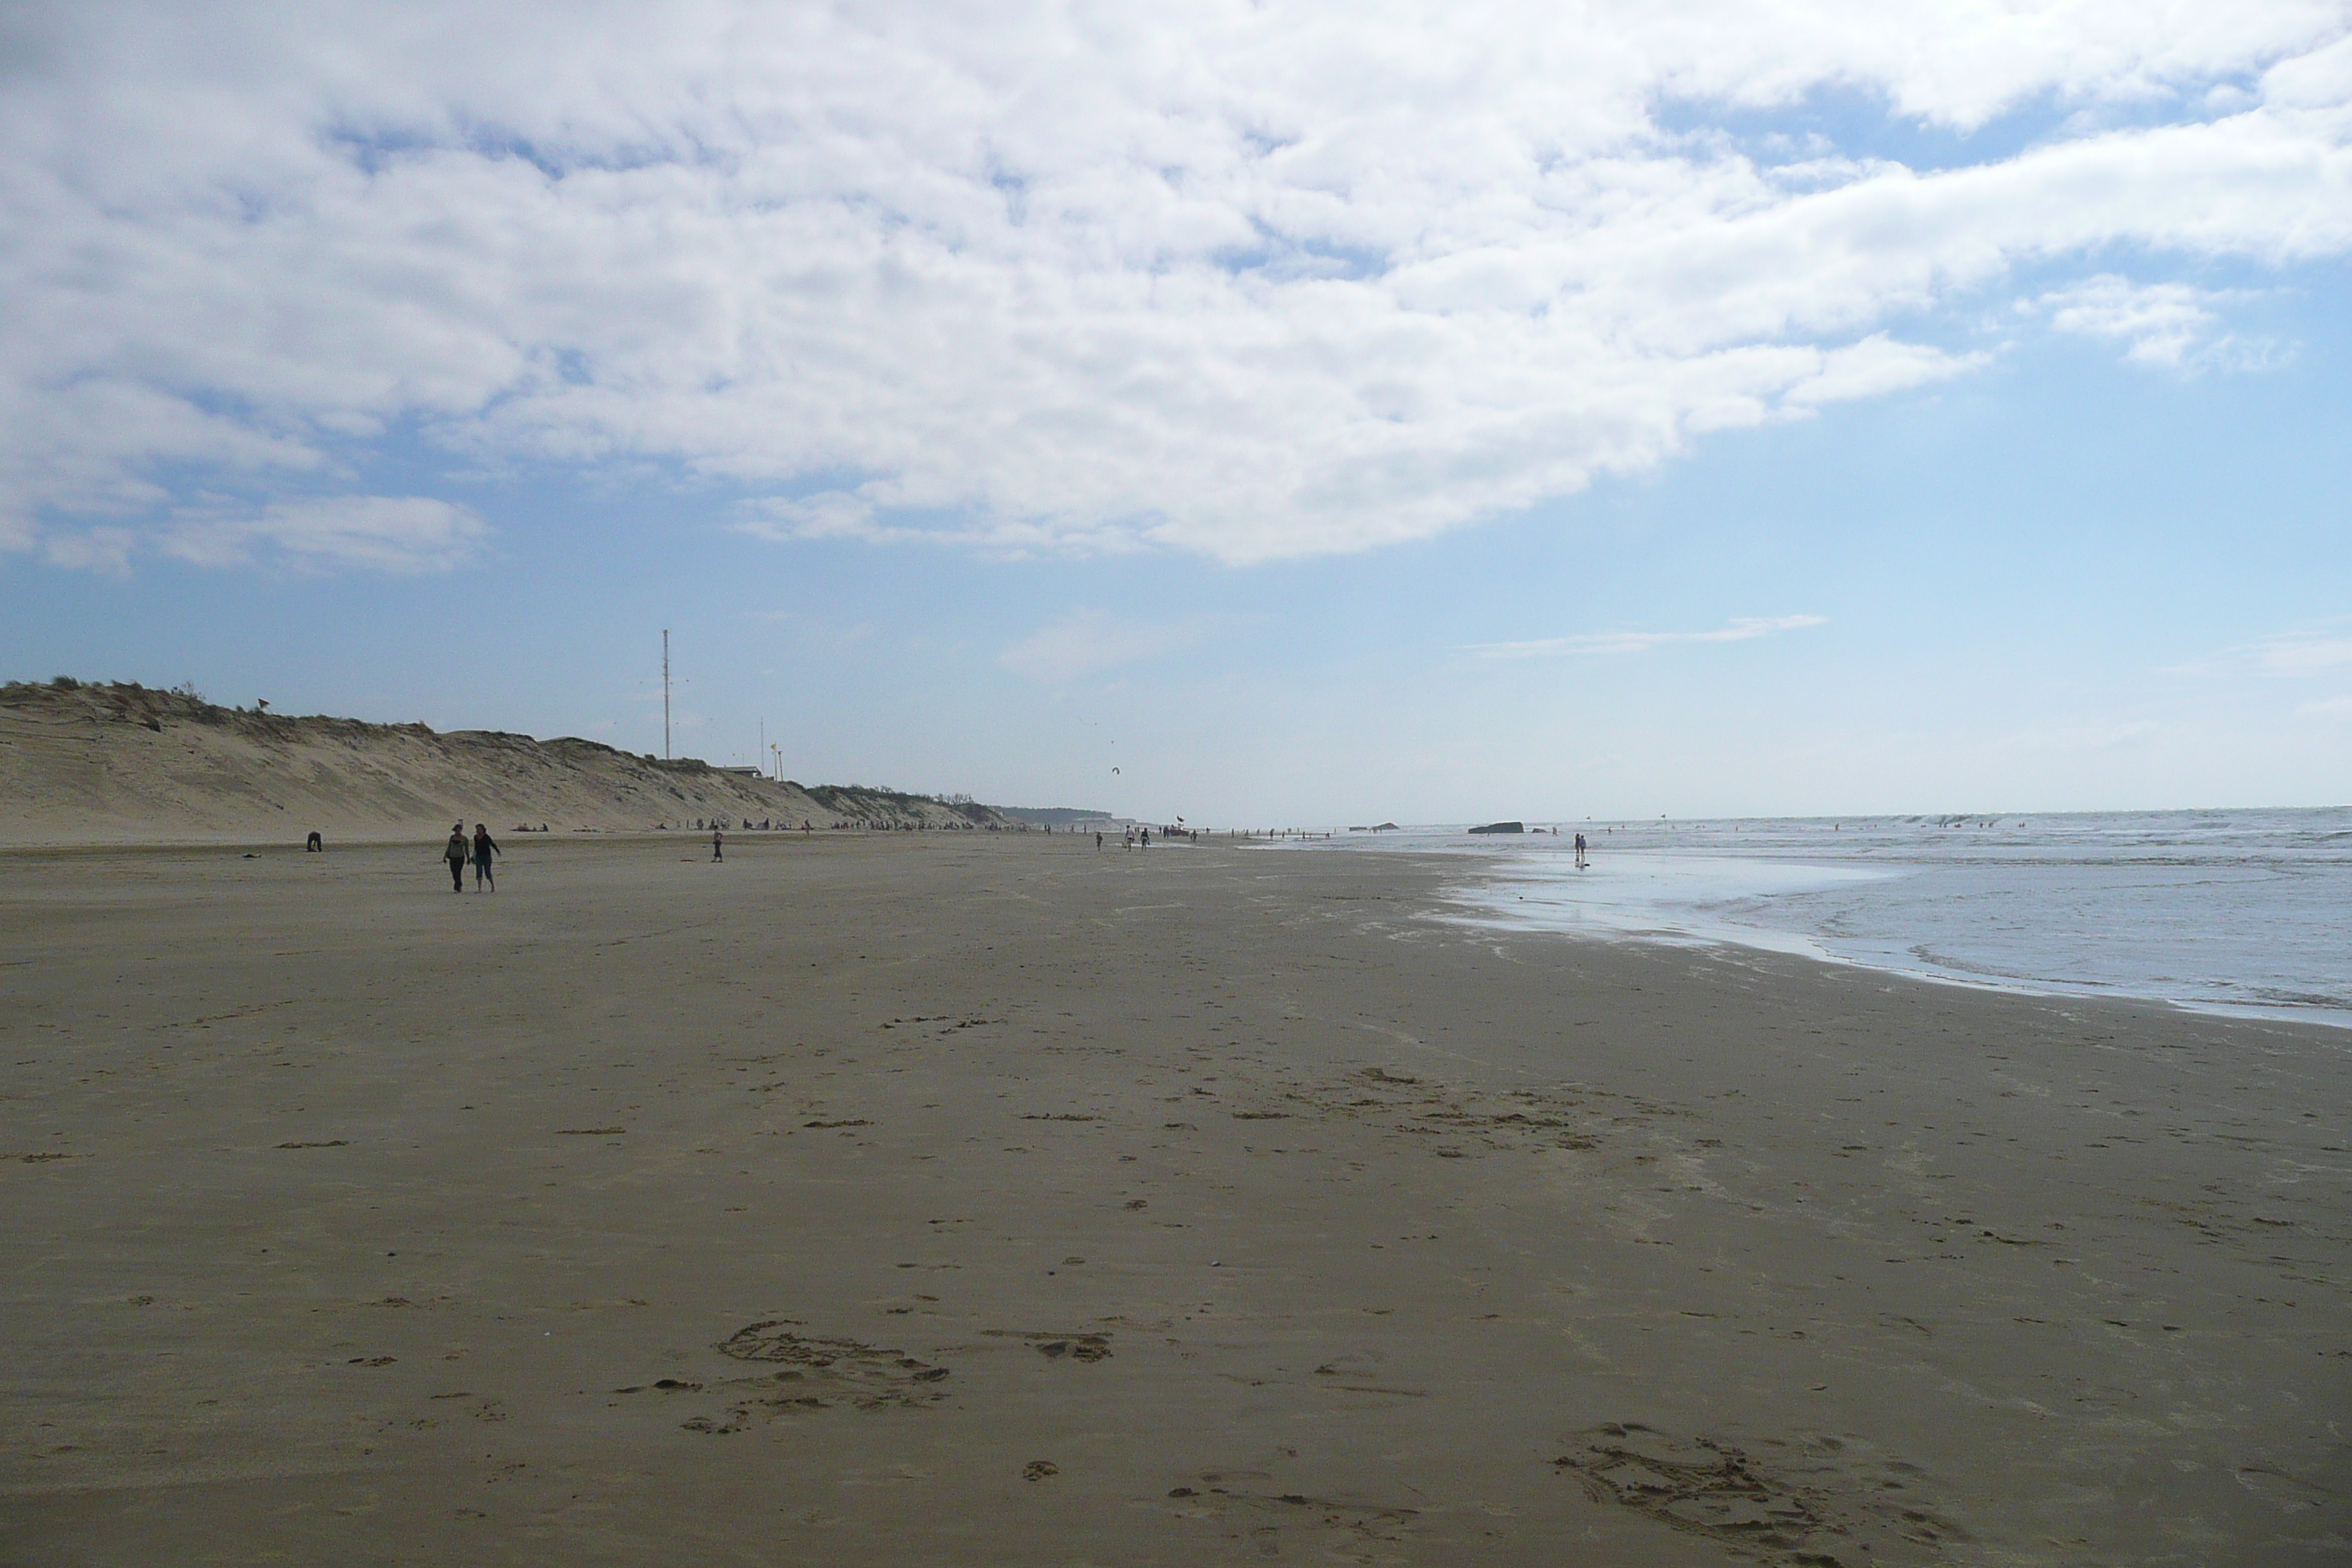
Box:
[155,496,486,573]
[40,527,140,575]
[2,3,2348,567]
[1001,609,1218,682]
[2258,634,2352,676]
[2032,274,2289,371]
[741,493,877,543]
[2165,629,2352,679]
[1781,336,1988,408]
[1469,614,1828,658]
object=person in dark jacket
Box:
[471,823,500,891]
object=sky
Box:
[4,1,2350,823]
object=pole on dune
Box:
[663,629,672,761]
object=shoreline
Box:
[1430,894,2352,1036]
[4,834,2345,1565]
[1301,824,2352,1036]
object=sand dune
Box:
[0,679,1014,845]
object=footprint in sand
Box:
[983,1328,1115,1362]
[659,1322,954,1433]
[1035,1336,1111,1362]
[1278,1067,1616,1157]
[1161,1480,1421,1557]
[1553,1423,1961,1566]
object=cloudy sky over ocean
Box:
[4,2,2349,821]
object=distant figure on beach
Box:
[1096,832,1103,851]
[1123,826,1134,851]
[1574,832,1588,870]
[712,826,724,862]
[1141,827,1150,848]
[471,824,500,891]
[443,826,468,893]
[305,830,322,853]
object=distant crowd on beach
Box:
[652,817,1039,833]
[400,813,1476,895]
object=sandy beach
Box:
[2,832,2344,1567]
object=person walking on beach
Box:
[712,826,724,862]
[1574,831,1588,870]
[471,823,500,891]
[443,825,469,893]
[1095,831,1103,851]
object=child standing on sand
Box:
[471,823,500,891]
[712,826,724,862]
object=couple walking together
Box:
[444,823,500,892]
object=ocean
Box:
[1292,808,2352,1028]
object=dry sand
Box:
[1,834,2345,1566]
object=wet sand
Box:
[2,834,2345,1566]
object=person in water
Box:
[443,825,469,893]
[471,823,500,891]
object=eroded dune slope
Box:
[0,680,1008,844]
